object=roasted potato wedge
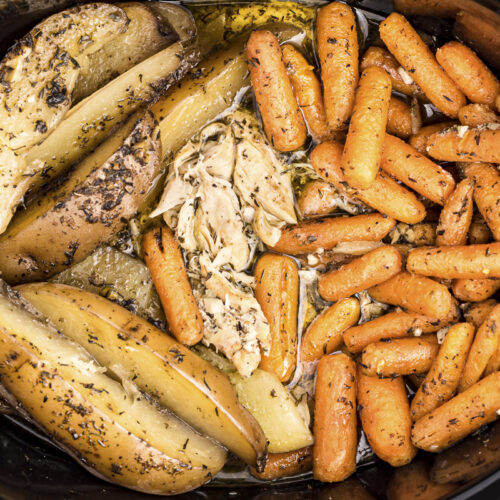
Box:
[0,280,226,495]
[0,35,197,234]
[0,3,129,151]
[71,2,179,103]
[228,369,313,454]
[17,282,268,468]
[0,110,161,283]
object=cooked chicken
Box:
[152,111,298,376]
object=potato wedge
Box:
[0,280,226,494]
[0,3,128,150]
[0,110,162,284]
[0,41,196,234]
[17,282,267,468]
[228,369,313,454]
[71,2,178,103]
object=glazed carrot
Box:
[459,104,499,127]
[342,67,392,189]
[361,335,439,377]
[297,180,340,218]
[412,372,500,452]
[436,41,500,107]
[408,121,457,155]
[357,367,416,466]
[246,30,306,152]
[344,304,460,354]
[142,227,203,346]
[387,97,412,139]
[452,278,500,302]
[435,178,474,247]
[300,298,360,363]
[379,13,466,118]
[387,459,457,500]
[270,213,396,255]
[369,271,454,319]
[317,2,359,131]
[463,299,498,329]
[497,94,500,113]
[313,353,357,482]
[454,11,500,71]
[463,163,500,241]
[469,220,492,244]
[282,44,330,142]
[318,246,402,302]
[427,127,500,163]
[459,304,500,392]
[381,134,455,205]
[410,323,475,421]
[254,253,299,382]
[311,142,426,224]
[407,243,500,279]
[250,446,312,480]
[360,46,424,98]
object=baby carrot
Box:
[342,66,392,189]
[143,226,203,346]
[313,353,357,482]
[379,13,466,118]
[410,323,475,421]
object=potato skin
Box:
[412,372,500,452]
[361,336,439,377]
[407,243,500,279]
[143,226,203,346]
[313,353,357,482]
[318,246,402,302]
[254,253,299,382]
[342,66,392,189]
[410,323,474,421]
[17,281,267,469]
[247,30,306,151]
[0,111,161,284]
[271,214,396,255]
[379,13,466,118]
[0,282,225,495]
[317,2,359,131]
[357,368,416,466]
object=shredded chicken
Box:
[152,111,297,376]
